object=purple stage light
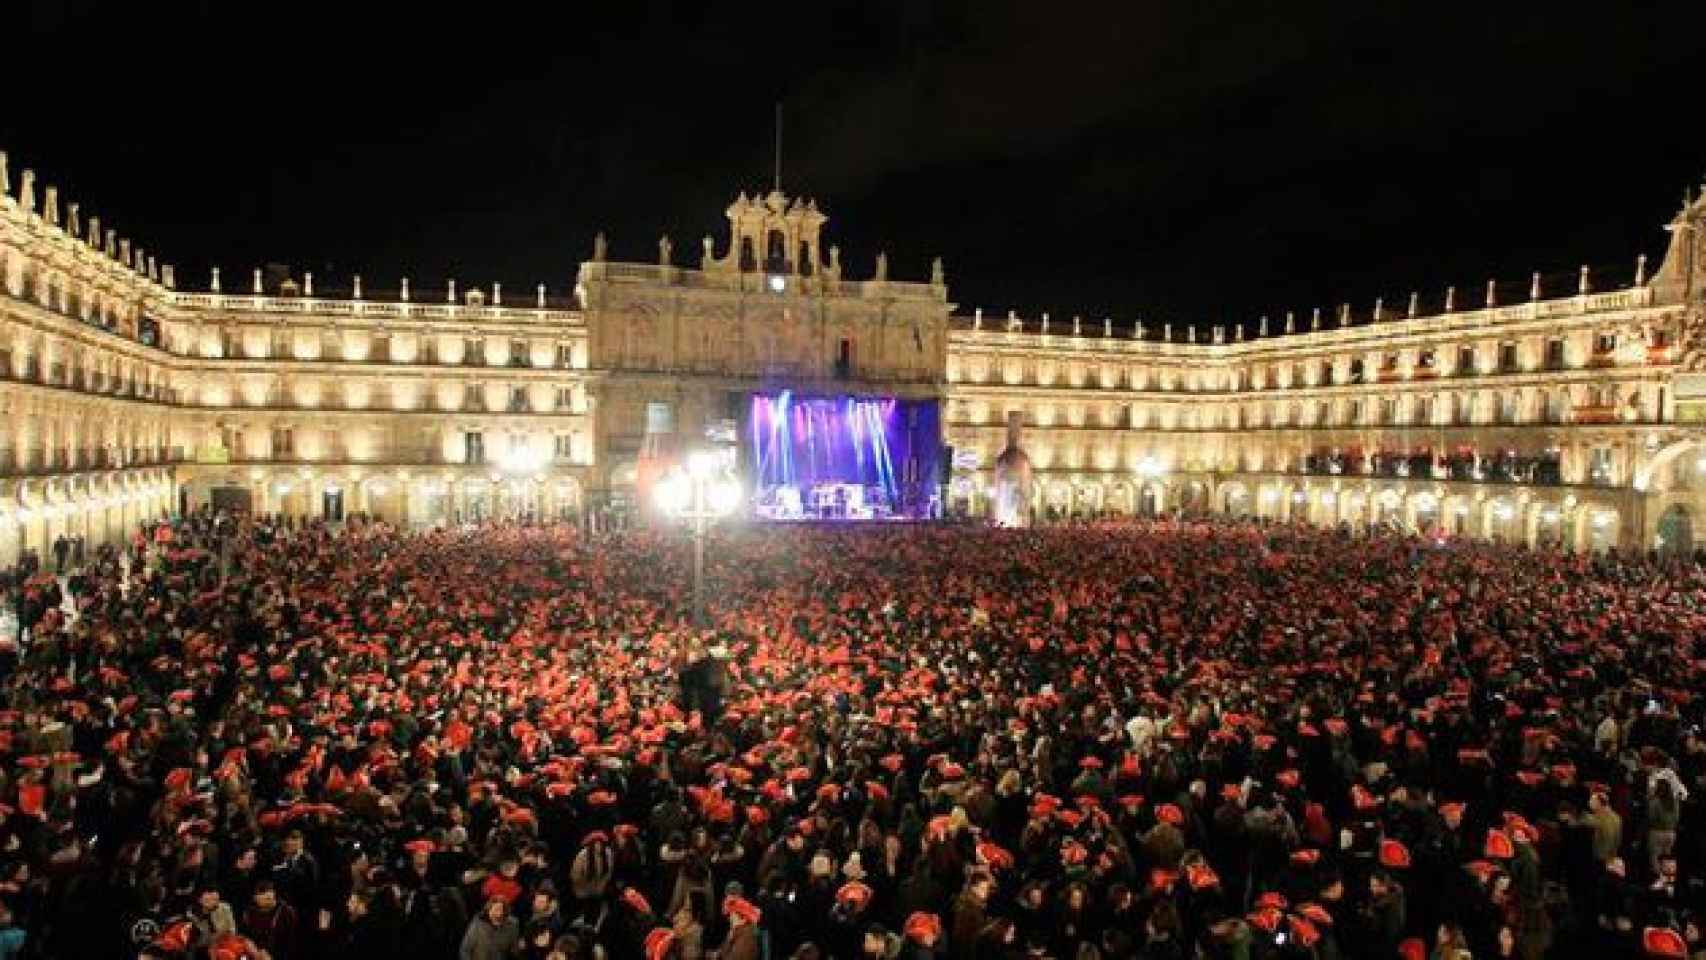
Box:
[745,392,940,520]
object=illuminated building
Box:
[3,146,1705,561]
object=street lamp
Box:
[655,450,742,626]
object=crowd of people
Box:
[0,510,1704,960]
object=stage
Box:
[744,391,942,522]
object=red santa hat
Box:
[1484,830,1515,860]
[1296,902,1333,926]
[1643,927,1687,959]
[835,881,874,910]
[639,929,677,960]
[154,920,196,953]
[1378,839,1411,869]
[904,911,943,944]
[1185,862,1220,891]
[724,895,762,926]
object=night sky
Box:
[8,1,1706,331]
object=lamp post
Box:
[655,450,742,627]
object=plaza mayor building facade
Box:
[3,144,1706,564]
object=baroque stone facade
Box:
[2,144,1705,564]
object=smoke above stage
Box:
[745,392,942,521]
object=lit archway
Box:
[1657,504,1695,558]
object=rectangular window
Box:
[465,339,484,365]
[510,340,529,367]
[1499,343,1517,372]
[1457,346,1475,375]
[556,387,573,411]
[509,386,529,412]
[1418,397,1434,424]
[1545,339,1565,370]
[1589,447,1614,483]
[646,401,674,434]
[465,432,485,464]
[554,435,574,461]
[557,344,575,368]
[1595,332,1617,354]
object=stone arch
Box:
[1074,480,1104,516]
[1107,479,1134,516]
[1409,489,1442,534]
[1585,506,1620,553]
[1218,480,1251,516]
[1634,438,1706,492]
[1485,496,1521,542]
[1533,500,1567,549]
[1138,480,1167,517]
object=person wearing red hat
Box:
[570,831,615,912]
[717,896,761,960]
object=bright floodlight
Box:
[768,275,786,293]
[688,450,720,479]
[654,473,690,514]
[1137,456,1165,478]
[707,478,742,516]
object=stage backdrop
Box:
[743,392,942,517]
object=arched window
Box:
[765,229,787,273]
[798,240,813,277]
[739,236,757,272]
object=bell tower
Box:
[703,191,832,280]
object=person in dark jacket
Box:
[460,896,521,960]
